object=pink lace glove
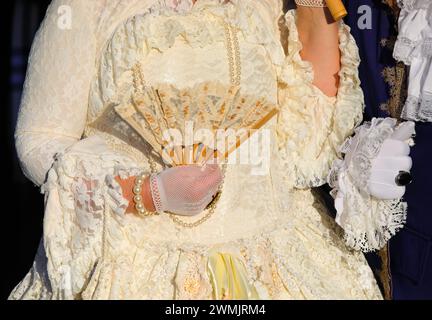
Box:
[150,164,223,216]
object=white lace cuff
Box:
[328,118,408,252]
[400,56,432,122]
[394,0,432,122]
[330,165,407,252]
[393,0,431,64]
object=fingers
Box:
[178,164,222,202]
[199,173,223,197]
[378,139,411,157]
[368,182,406,200]
[376,121,414,158]
[200,163,220,175]
[370,168,404,186]
[368,169,407,199]
[391,121,415,141]
[371,124,413,200]
[371,156,412,172]
[199,164,223,188]
[180,193,217,216]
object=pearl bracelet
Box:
[294,0,327,7]
[133,173,157,217]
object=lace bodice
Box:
[16,0,361,239]
[11,0,380,300]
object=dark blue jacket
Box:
[343,0,432,300]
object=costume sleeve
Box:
[14,0,101,186]
[11,0,157,299]
[394,0,432,121]
[276,10,364,188]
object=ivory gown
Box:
[10,0,382,299]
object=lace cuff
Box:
[393,0,432,122]
[330,166,407,252]
[402,93,432,121]
[328,118,408,252]
[400,56,432,122]
[37,134,152,298]
[393,0,432,64]
[276,10,363,188]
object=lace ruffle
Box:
[276,11,363,188]
[332,169,407,252]
[124,1,283,65]
[35,135,147,299]
[394,0,432,122]
[401,93,432,121]
[397,0,431,10]
[88,0,285,124]
[328,118,409,252]
[393,0,431,63]
[393,37,432,65]
[192,0,286,65]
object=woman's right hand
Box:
[153,164,223,216]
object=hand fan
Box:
[114,80,279,166]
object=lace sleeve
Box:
[10,1,158,299]
[276,10,363,188]
[14,0,101,186]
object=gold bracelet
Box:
[133,173,158,217]
[294,0,327,7]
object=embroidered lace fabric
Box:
[328,118,408,252]
[394,0,432,122]
[11,0,381,300]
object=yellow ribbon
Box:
[207,252,259,300]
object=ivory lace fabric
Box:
[10,0,381,300]
[394,0,432,121]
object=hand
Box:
[154,164,223,216]
[335,118,415,200]
[368,122,415,199]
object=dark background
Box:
[1,0,51,300]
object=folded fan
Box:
[114,81,279,166]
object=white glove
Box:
[327,118,414,252]
[368,121,415,199]
[338,118,415,200]
[152,164,223,216]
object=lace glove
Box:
[151,164,223,216]
[328,117,415,251]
